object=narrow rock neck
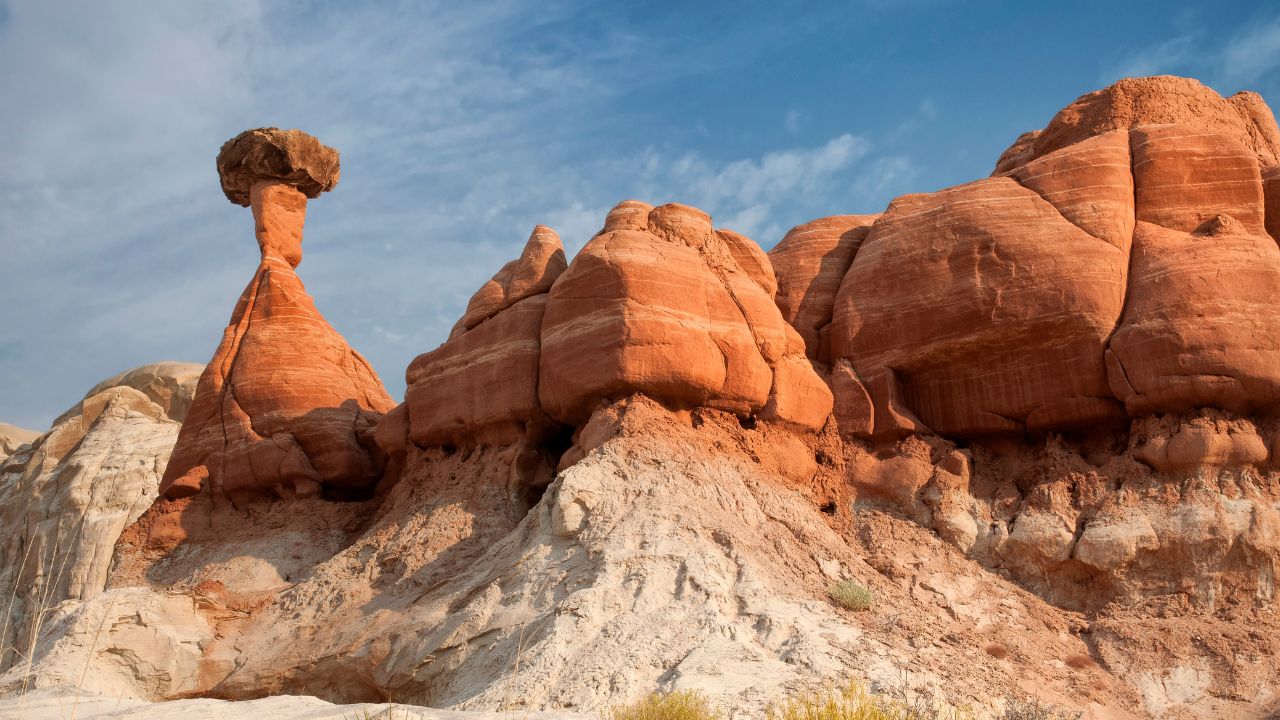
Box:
[250,180,308,268]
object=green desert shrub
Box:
[827,579,874,611]
[608,690,721,720]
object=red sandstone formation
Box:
[769,215,878,363]
[448,225,567,338]
[1131,124,1267,236]
[403,227,566,448]
[160,129,394,504]
[1106,217,1280,415]
[993,75,1280,173]
[830,177,1128,437]
[539,201,831,431]
[42,76,1280,719]
[822,77,1280,440]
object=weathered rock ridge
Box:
[7,76,1280,720]
[0,423,39,460]
[823,75,1280,440]
[0,362,201,674]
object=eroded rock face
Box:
[824,77,1280,440]
[994,75,1280,173]
[403,227,567,449]
[1106,219,1280,415]
[539,202,831,431]
[769,215,878,363]
[1131,124,1267,236]
[160,132,393,505]
[449,225,567,338]
[0,423,38,459]
[1004,129,1134,248]
[831,177,1128,437]
[16,75,1280,720]
[0,363,200,672]
[408,294,550,447]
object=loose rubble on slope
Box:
[4,76,1280,720]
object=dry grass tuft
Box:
[827,579,874,612]
[1002,697,1082,720]
[608,691,721,720]
[767,682,973,720]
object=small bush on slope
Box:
[609,691,722,720]
[767,682,974,720]
[1002,698,1081,720]
[828,579,874,611]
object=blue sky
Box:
[3,0,1280,430]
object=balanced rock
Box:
[540,201,831,431]
[769,215,878,363]
[160,131,394,504]
[405,228,566,447]
[217,128,340,207]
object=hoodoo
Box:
[159,128,394,506]
[9,76,1280,720]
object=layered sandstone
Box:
[448,225,567,338]
[160,130,393,505]
[830,177,1128,437]
[1106,218,1280,415]
[0,423,38,459]
[1130,124,1267,236]
[540,201,831,432]
[825,77,1280,440]
[405,227,566,448]
[768,215,878,363]
[994,75,1280,173]
[13,75,1280,720]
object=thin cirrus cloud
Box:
[1102,12,1280,90]
[0,1,917,430]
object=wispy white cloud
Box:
[0,0,918,428]
[1102,35,1196,83]
[1101,13,1280,88]
[644,134,872,242]
[1220,15,1280,84]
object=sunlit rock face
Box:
[160,129,394,506]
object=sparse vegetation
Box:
[827,579,874,611]
[345,704,414,720]
[1001,697,1082,720]
[767,682,973,720]
[608,691,722,720]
